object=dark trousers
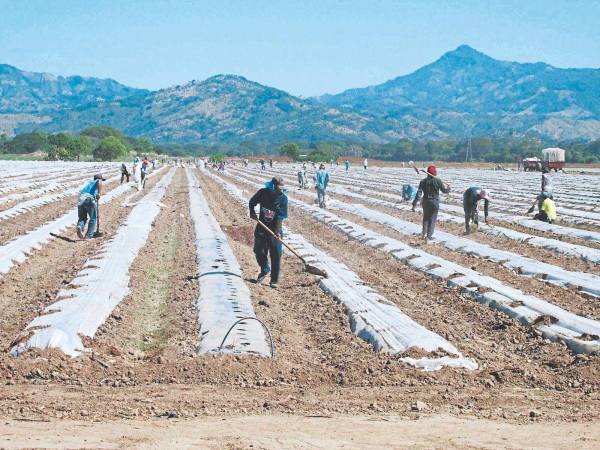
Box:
[254,229,283,283]
[422,199,439,239]
[121,172,130,183]
[77,196,97,238]
[464,204,478,233]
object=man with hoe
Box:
[249,176,289,289]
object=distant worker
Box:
[314,163,330,208]
[141,156,150,188]
[260,159,266,170]
[344,159,350,171]
[541,166,553,197]
[76,174,104,239]
[269,159,273,168]
[120,163,130,184]
[249,177,289,289]
[412,166,450,242]
[297,169,305,189]
[401,183,417,202]
[463,187,491,234]
[363,158,368,170]
[534,194,557,224]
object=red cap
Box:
[427,166,437,176]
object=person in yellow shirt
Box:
[534,195,557,224]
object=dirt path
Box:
[1,414,598,449]
[93,168,200,361]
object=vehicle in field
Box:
[542,147,566,171]
[522,157,541,171]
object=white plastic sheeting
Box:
[205,169,477,370]
[0,171,120,221]
[226,169,600,354]
[186,168,270,356]
[10,168,175,357]
[0,167,167,275]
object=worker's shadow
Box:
[49,232,78,243]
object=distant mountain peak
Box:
[438,44,493,63]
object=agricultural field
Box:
[0,159,599,448]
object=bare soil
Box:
[0,166,597,449]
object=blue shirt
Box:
[315,170,330,190]
[81,180,100,197]
[402,184,417,201]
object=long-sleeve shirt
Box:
[314,170,330,190]
[249,187,288,235]
[413,176,450,207]
[463,187,489,219]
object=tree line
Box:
[2,127,600,163]
[0,126,154,161]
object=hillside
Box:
[1,46,600,143]
[316,45,600,140]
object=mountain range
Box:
[1,45,600,144]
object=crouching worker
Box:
[76,173,104,239]
[249,176,289,289]
[402,184,417,202]
[463,187,491,234]
[534,194,557,224]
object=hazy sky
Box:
[1,0,599,96]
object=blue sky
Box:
[1,0,599,96]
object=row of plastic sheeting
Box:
[228,169,600,355]
[205,169,477,370]
[10,168,175,357]
[0,167,167,275]
[187,168,270,356]
[0,162,118,193]
[0,167,111,205]
[0,170,120,221]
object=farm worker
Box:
[76,174,104,239]
[249,176,289,289]
[140,156,149,187]
[260,159,266,170]
[401,184,417,202]
[363,158,368,170]
[463,187,490,234]
[297,169,305,189]
[269,159,273,168]
[541,167,553,195]
[120,163,130,184]
[344,159,350,171]
[534,194,557,224]
[314,163,330,208]
[412,166,450,241]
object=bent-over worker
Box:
[463,187,490,234]
[76,173,104,239]
[249,176,289,289]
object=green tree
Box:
[5,132,48,154]
[280,142,300,161]
[93,136,128,161]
